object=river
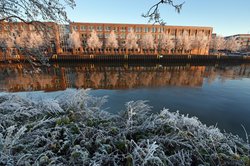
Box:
[0,62,250,138]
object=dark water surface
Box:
[0,62,250,137]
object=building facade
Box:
[0,21,213,58]
[225,34,250,52]
[67,22,213,55]
[0,21,60,60]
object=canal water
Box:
[0,62,250,138]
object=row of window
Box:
[0,25,55,32]
[72,25,211,35]
[79,32,209,40]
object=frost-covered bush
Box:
[0,90,249,166]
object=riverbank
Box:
[0,90,249,165]
[1,54,250,63]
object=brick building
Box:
[225,34,250,52]
[0,21,60,60]
[1,21,213,58]
[67,22,213,55]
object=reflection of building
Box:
[1,63,250,92]
[225,34,250,52]
[69,22,213,55]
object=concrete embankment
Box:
[1,54,250,63]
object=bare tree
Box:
[87,30,102,50]
[106,30,118,49]
[142,0,185,25]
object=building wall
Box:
[0,21,60,58]
[225,34,250,52]
[68,22,213,55]
[0,21,213,57]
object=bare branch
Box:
[142,0,185,25]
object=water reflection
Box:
[0,63,250,92]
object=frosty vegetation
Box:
[125,30,139,50]
[141,32,155,50]
[105,30,119,49]
[68,30,82,49]
[210,36,240,53]
[87,30,103,50]
[0,90,249,166]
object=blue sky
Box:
[66,0,250,36]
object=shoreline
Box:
[1,54,250,63]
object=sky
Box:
[66,0,250,36]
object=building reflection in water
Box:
[0,63,250,92]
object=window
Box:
[144,27,150,33]
[98,34,103,38]
[135,27,141,33]
[13,25,18,30]
[128,27,133,32]
[113,27,118,32]
[104,33,110,38]
[73,26,78,31]
[158,34,163,39]
[158,27,164,33]
[105,26,111,31]
[20,25,27,31]
[4,25,10,31]
[121,27,126,32]
[89,26,94,31]
[170,30,176,36]
[152,27,157,33]
[97,26,103,31]
[120,33,126,39]
[80,26,86,31]
[178,30,183,36]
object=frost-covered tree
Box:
[125,29,138,49]
[225,37,240,52]
[16,31,44,49]
[87,30,102,50]
[106,30,118,49]
[159,33,175,52]
[175,36,183,51]
[175,31,191,53]
[67,29,81,49]
[0,0,75,64]
[141,32,155,50]
[210,36,225,52]
[0,0,75,23]
[191,32,209,54]
[182,31,192,51]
